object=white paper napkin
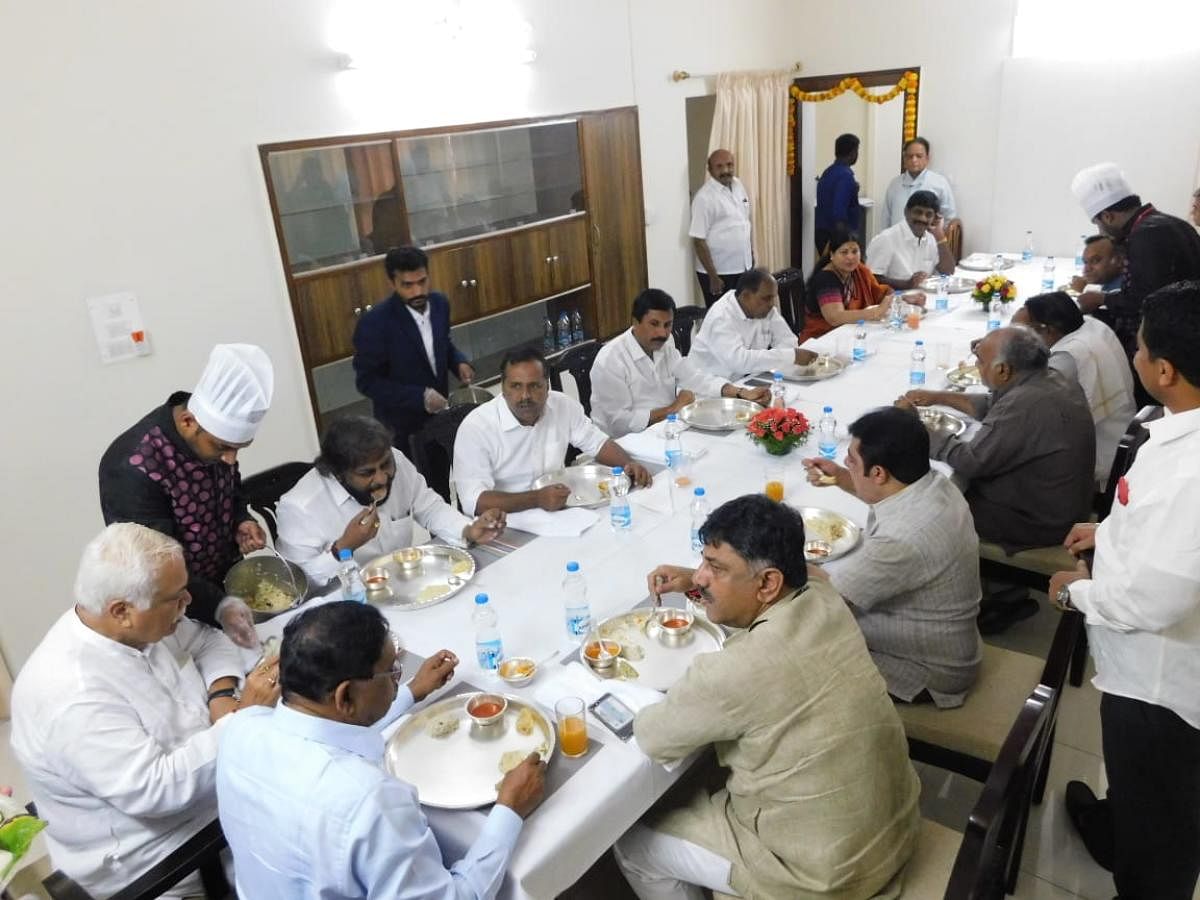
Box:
[506,507,599,537]
[629,471,675,515]
[618,426,670,463]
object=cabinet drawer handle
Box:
[353,307,363,317]
[552,255,560,262]
[545,256,553,264]
[364,304,373,311]
[460,279,469,287]
[469,279,477,287]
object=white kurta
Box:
[453,393,610,516]
[689,291,798,380]
[865,220,940,282]
[9,611,242,897]
[880,168,957,229]
[589,329,728,438]
[688,176,753,274]
[275,448,471,584]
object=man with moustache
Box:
[275,416,505,584]
[353,246,476,496]
[880,137,957,230]
[453,347,651,516]
[689,148,753,307]
[589,289,769,438]
[865,190,956,290]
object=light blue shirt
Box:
[216,689,523,899]
[881,168,957,228]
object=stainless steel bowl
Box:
[223,556,309,623]
[448,385,493,407]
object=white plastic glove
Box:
[423,387,448,414]
[214,596,258,649]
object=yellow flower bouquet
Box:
[972,274,1018,306]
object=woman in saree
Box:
[800,229,894,341]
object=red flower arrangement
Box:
[746,407,810,456]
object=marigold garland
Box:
[787,71,919,177]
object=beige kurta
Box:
[635,582,920,900]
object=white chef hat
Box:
[1071,162,1135,219]
[188,344,274,444]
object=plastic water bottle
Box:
[852,320,868,362]
[1075,235,1087,274]
[561,562,591,639]
[935,274,949,311]
[664,413,683,471]
[542,316,556,354]
[818,406,838,460]
[571,309,585,344]
[689,487,710,553]
[992,253,1005,272]
[888,298,904,331]
[988,298,1002,331]
[472,593,503,672]
[1041,258,1055,292]
[1022,230,1034,263]
[556,311,572,350]
[770,371,786,408]
[337,548,367,604]
[609,466,632,533]
[909,340,927,388]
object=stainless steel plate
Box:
[796,507,862,563]
[918,408,968,437]
[384,692,555,809]
[587,608,725,691]
[921,275,977,294]
[448,385,492,407]
[946,365,982,389]
[958,255,1014,272]
[531,464,615,509]
[679,397,761,432]
[361,544,476,611]
[224,556,310,623]
[776,356,847,384]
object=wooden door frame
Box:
[788,66,920,267]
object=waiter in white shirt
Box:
[9,523,280,898]
[865,190,955,291]
[275,415,504,584]
[1049,283,1200,899]
[689,149,753,307]
[690,269,817,381]
[454,347,651,515]
[880,137,957,230]
[590,289,770,438]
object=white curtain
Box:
[708,70,792,272]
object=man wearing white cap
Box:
[99,344,275,647]
[1070,163,1200,376]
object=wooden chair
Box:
[944,218,964,264]
[670,306,707,357]
[548,339,603,416]
[409,403,479,508]
[40,817,230,900]
[240,461,314,542]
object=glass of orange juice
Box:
[904,300,921,330]
[555,697,589,758]
[764,460,785,502]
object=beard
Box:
[342,476,392,508]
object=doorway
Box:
[685,94,717,305]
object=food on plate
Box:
[619,643,645,661]
[615,659,639,680]
[734,409,752,422]
[515,707,538,736]
[424,713,460,739]
[817,473,838,486]
[661,616,691,629]
[417,584,450,602]
[248,580,294,612]
[451,558,473,576]
[498,749,527,774]
[469,699,505,719]
[596,479,610,498]
[584,640,621,661]
[500,658,536,680]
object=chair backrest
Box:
[771,267,805,332]
[1095,403,1163,518]
[410,403,479,506]
[548,339,602,416]
[671,305,708,357]
[240,461,314,541]
[944,685,1055,899]
[944,218,964,263]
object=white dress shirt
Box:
[688,176,753,274]
[406,303,437,371]
[865,220,940,282]
[589,329,728,438]
[689,290,798,380]
[275,449,472,585]
[218,699,522,900]
[1048,317,1137,483]
[1069,406,1200,728]
[881,169,957,229]
[9,611,243,897]
[453,393,610,516]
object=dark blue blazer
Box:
[352,291,468,443]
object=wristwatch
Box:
[208,686,241,703]
[1053,584,1075,612]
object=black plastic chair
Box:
[670,306,707,357]
[240,461,314,542]
[548,339,602,416]
[1094,403,1162,519]
[771,267,805,332]
[410,404,479,507]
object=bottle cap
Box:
[773,371,783,381]
[611,466,623,475]
[915,340,924,346]
[566,561,579,572]
[694,487,705,496]
[338,548,353,561]
[823,405,833,413]
[666,413,677,421]
[475,593,489,605]
[857,319,866,325]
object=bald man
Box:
[689,149,753,307]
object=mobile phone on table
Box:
[744,378,771,388]
[589,692,636,741]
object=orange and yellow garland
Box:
[786,70,919,176]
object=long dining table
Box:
[249,254,1067,899]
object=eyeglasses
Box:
[350,658,404,685]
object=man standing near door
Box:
[353,246,475,478]
[689,149,753,307]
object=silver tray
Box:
[958,254,1014,272]
[945,364,982,389]
[224,556,310,624]
[531,463,616,509]
[587,608,725,691]
[797,507,862,563]
[679,397,761,432]
[918,408,968,437]
[775,356,847,383]
[921,275,977,294]
[384,692,555,809]
[361,544,476,611]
